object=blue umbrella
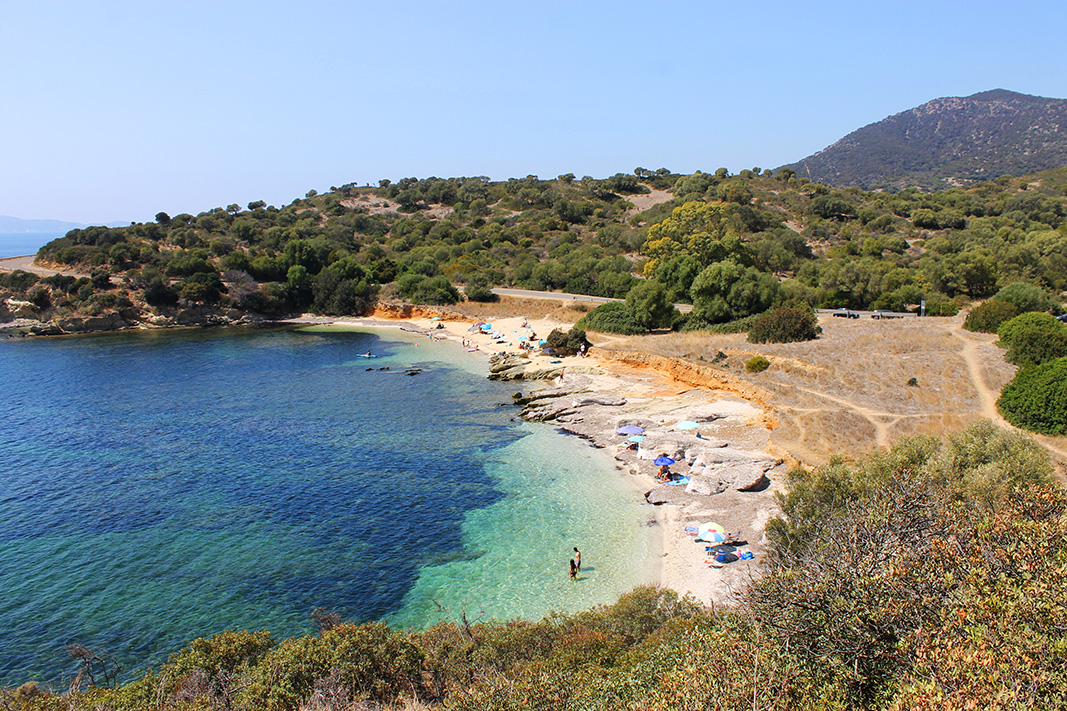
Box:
[654,456,675,466]
[677,420,701,430]
[628,435,645,443]
[616,425,645,435]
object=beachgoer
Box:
[579,343,586,357]
[573,547,581,571]
[569,559,577,579]
[556,368,565,385]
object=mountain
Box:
[784,89,1067,191]
[0,215,87,233]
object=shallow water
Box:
[0,326,657,685]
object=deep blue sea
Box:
[0,326,657,686]
[0,232,63,259]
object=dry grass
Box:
[435,296,586,325]
[593,314,1022,465]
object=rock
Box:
[685,476,715,496]
[737,472,771,492]
[572,395,626,407]
[6,299,38,319]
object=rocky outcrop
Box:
[594,347,774,411]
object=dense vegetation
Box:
[786,89,1067,191]
[3,163,1066,335]
[6,423,1062,710]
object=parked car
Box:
[832,308,860,319]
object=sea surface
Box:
[0,232,64,259]
[0,326,658,685]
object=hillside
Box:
[785,89,1067,191]
[1,165,1065,337]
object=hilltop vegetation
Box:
[2,164,1066,336]
[6,423,1064,710]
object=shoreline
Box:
[313,308,786,607]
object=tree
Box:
[690,259,780,324]
[155,211,171,225]
[625,279,678,330]
[463,274,497,302]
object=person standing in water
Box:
[569,559,577,580]
[573,546,581,572]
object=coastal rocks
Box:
[5,299,38,320]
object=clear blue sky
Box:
[4,1,1066,225]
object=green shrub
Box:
[963,300,1020,332]
[679,313,759,333]
[1,270,40,293]
[396,274,460,305]
[997,357,1067,434]
[545,326,589,355]
[576,302,645,334]
[747,306,821,344]
[463,274,497,302]
[997,312,1067,367]
[745,355,770,372]
[993,282,1058,314]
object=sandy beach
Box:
[311,307,787,608]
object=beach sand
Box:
[314,308,785,607]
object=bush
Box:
[745,355,770,372]
[997,312,1067,367]
[997,357,1067,434]
[679,313,759,333]
[396,274,460,305]
[463,274,497,302]
[747,306,821,344]
[545,326,589,356]
[0,270,39,292]
[993,282,1058,314]
[576,302,645,335]
[964,300,1020,332]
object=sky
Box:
[3,1,1067,225]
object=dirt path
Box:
[0,255,88,278]
[952,327,1009,425]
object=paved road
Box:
[491,287,694,313]
[0,254,88,278]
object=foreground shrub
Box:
[997,356,1067,434]
[747,306,821,343]
[963,299,1019,332]
[745,355,770,372]
[242,622,423,710]
[997,311,1067,367]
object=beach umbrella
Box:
[654,456,675,466]
[696,522,727,543]
[676,420,701,430]
[430,317,442,321]
[628,435,645,443]
[616,425,645,435]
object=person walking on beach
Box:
[573,546,581,572]
[569,559,577,580]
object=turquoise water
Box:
[0,326,657,685]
